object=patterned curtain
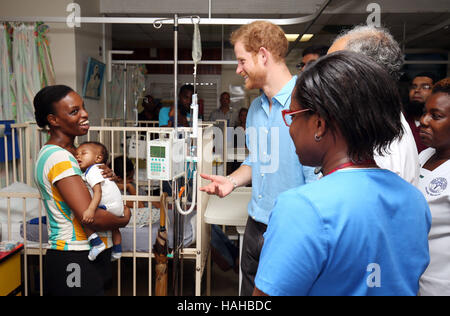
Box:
[0,22,55,122]
[11,23,41,122]
[36,23,55,87]
[0,24,14,120]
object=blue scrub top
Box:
[255,168,431,296]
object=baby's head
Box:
[76,142,108,171]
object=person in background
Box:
[33,85,130,296]
[210,224,240,273]
[405,72,438,153]
[236,107,248,130]
[254,51,431,296]
[200,21,317,296]
[229,107,249,175]
[296,45,329,72]
[109,156,147,209]
[328,24,420,186]
[138,94,160,122]
[159,84,193,127]
[418,78,450,296]
[209,92,236,127]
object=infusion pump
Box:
[147,138,185,181]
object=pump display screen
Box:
[150,146,166,158]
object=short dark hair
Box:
[295,50,404,161]
[432,77,450,95]
[79,141,109,164]
[414,72,438,84]
[302,45,329,57]
[33,85,74,128]
[110,156,134,179]
[220,91,230,98]
[239,107,248,115]
[179,84,194,95]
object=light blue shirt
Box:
[159,107,171,126]
[255,169,431,296]
[242,76,317,225]
[159,106,191,127]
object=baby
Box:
[76,141,124,262]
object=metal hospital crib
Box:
[0,121,214,296]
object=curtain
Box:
[36,23,55,87]
[107,64,146,119]
[11,23,41,123]
[108,64,124,119]
[0,22,55,122]
[0,24,14,120]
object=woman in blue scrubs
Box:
[254,51,432,296]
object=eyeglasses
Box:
[281,108,311,127]
[409,84,432,91]
[296,62,305,70]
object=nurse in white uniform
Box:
[418,78,450,296]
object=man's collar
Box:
[261,75,297,108]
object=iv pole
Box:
[0,1,333,296]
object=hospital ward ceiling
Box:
[101,0,450,52]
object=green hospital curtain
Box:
[0,22,55,122]
[36,23,55,87]
[11,23,41,123]
[0,24,15,120]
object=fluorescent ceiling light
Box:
[285,34,314,42]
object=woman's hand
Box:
[122,205,131,226]
[55,175,130,231]
[97,164,118,182]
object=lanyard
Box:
[327,159,377,176]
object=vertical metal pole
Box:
[123,62,127,125]
[23,198,28,296]
[209,0,212,19]
[173,15,180,294]
[174,14,178,135]
[102,17,107,118]
[221,24,224,61]
[173,177,179,295]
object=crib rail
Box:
[0,122,213,296]
[0,191,43,296]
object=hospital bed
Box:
[0,121,214,296]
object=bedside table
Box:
[0,244,23,296]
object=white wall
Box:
[74,0,108,126]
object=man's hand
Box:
[199,174,234,198]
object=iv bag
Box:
[192,22,202,64]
